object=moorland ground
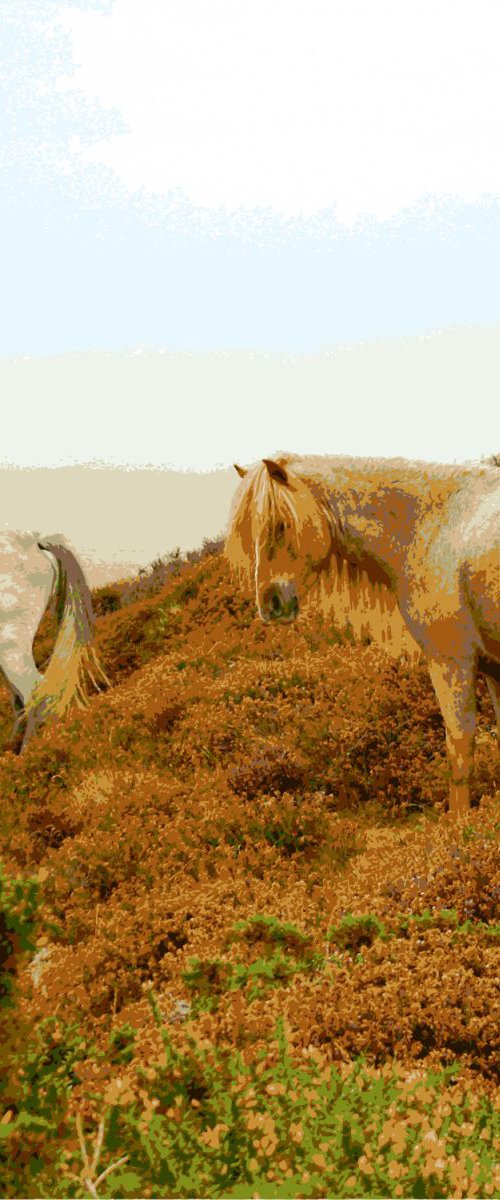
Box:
[0,546,499,1199]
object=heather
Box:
[0,547,498,1198]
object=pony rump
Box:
[23,540,108,741]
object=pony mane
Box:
[317,556,422,662]
[226,455,422,661]
[225,460,300,587]
[294,464,422,661]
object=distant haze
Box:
[0,466,237,586]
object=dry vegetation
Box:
[0,546,499,1198]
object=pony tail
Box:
[23,541,108,741]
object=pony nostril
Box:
[271,593,282,615]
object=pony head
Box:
[225,457,333,623]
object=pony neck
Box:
[312,462,423,576]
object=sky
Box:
[1,0,500,470]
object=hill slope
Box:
[0,551,499,1198]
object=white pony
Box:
[0,532,105,750]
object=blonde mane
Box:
[226,460,301,581]
[226,455,424,661]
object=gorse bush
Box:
[0,864,87,1195]
[0,862,39,1006]
[4,1001,499,1198]
[327,913,388,954]
[327,908,500,956]
[0,1016,92,1198]
[183,915,323,1014]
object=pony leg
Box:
[427,657,477,816]
[0,645,42,710]
[0,643,42,752]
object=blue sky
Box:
[1,0,499,469]
[3,0,500,357]
[3,180,500,357]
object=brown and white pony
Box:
[226,454,500,815]
[0,532,106,750]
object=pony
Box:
[226,454,500,815]
[0,532,106,751]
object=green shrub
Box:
[327,913,388,954]
[54,1001,500,1199]
[0,862,39,1007]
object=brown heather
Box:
[0,548,499,1197]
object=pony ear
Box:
[234,463,247,478]
[263,458,289,485]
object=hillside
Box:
[0,549,499,1199]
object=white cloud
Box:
[58,0,500,226]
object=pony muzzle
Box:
[259,582,299,623]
